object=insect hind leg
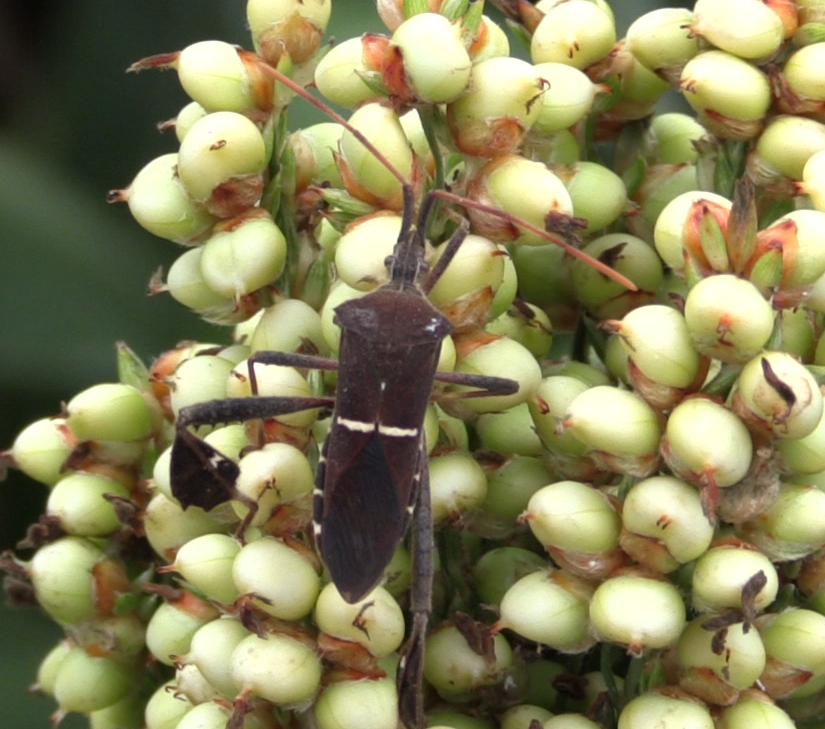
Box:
[397,446,433,729]
[433,370,519,400]
[171,394,333,515]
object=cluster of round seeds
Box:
[6,0,825,728]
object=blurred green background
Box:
[0,1,683,726]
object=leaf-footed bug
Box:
[170,60,634,729]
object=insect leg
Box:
[245,350,340,370]
[420,219,469,296]
[397,443,432,729]
[242,351,339,395]
[432,370,519,400]
[175,395,335,430]
[171,395,334,512]
[172,342,341,512]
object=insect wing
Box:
[318,425,423,602]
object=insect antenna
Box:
[257,60,637,291]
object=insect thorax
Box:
[334,285,452,347]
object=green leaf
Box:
[299,247,333,312]
[116,342,150,390]
[504,18,532,52]
[795,22,825,45]
[698,204,730,272]
[403,0,430,18]
[458,0,483,31]
[712,140,748,198]
[355,68,390,97]
[748,247,784,292]
[621,155,647,200]
[319,188,377,219]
